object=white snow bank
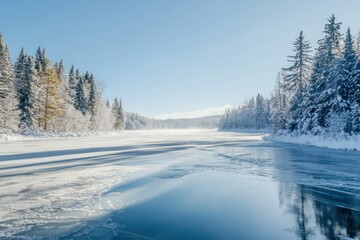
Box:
[0,130,122,142]
[220,128,272,134]
[267,130,360,151]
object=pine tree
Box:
[27,56,42,129]
[321,14,343,65]
[88,77,99,129]
[74,77,87,115]
[18,57,34,129]
[83,71,91,100]
[281,32,312,131]
[14,48,27,94]
[255,94,268,129]
[301,15,343,133]
[356,31,360,57]
[351,36,360,132]
[112,97,125,130]
[326,28,357,133]
[68,65,77,103]
[118,99,125,129]
[56,61,71,106]
[271,72,289,131]
[282,31,312,93]
[35,47,43,72]
[0,34,18,133]
[14,48,29,129]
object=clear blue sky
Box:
[1,0,360,116]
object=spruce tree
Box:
[83,71,91,100]
[14,48,27,94]
[255,94,268,129]
[35,47,43,72]
[325,28,357,133]
[282,31,312,93]
[0,34,18,133]
[68,65,77,103]
[271,72,288,131]
[321,14,343,65]
[88,77,99,129]
[118,99,125,129]
[18,57,34,129]
[351,40,360,132]
[281,32,312,131]
[74,77,87,115]
[112,97,125,130]
[302,15,342,133]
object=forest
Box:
[0,37,126,134]
[220,15,360,137]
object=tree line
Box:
[219,94,271,129]
[221,15,360,136]
[0,34,125,134]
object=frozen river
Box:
[0,130,359,239]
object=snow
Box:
[0,132,171,238]
[155,104,232,120]
[267,130,360,150]
[0,130,121,142]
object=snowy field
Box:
[0,130,359,239]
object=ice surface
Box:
[0,130,359,239]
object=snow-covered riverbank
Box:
[0,130,123,142]
[267,131,360,151]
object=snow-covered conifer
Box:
[282,31,312,94]
[74,77,87,115]
[0,34,18,133]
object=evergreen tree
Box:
[68,65,77,103]
[282,31,312,93]
[83,71,91,100]
[281,32,312,131]
[356,31,360,56]
[0,34,18,133]
[302,15,343,133]
[88,77,99,129]
[112,97,125,130]
[255,94,269,129]
[14,48,27,94]
[34,47,43,72]
[271,72,289,131]
[118,99,125,129]
[26,56,42,129]
[18,57,35,129]
[351,37,360,132]
[56,60,71,105]
[321,14,343,65]
[74,77,87,115]
[326,28,357,133]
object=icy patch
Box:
[0,165,144,238]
